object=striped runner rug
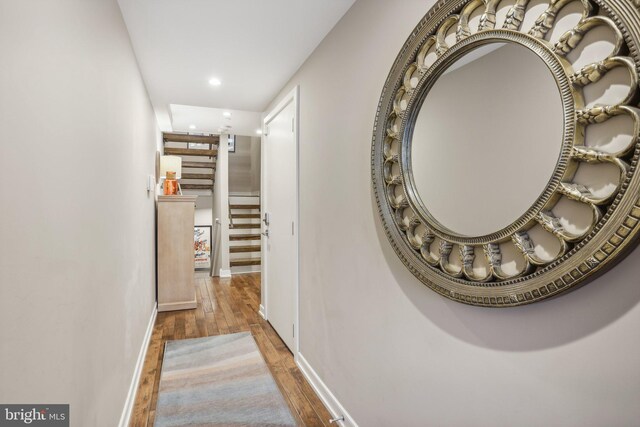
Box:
[154,332,296,426]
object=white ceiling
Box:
[170,105,263,136]
[118,0,355,133]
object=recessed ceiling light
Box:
[222,111,232,118]
[209,77,222,86]
[189,124,196,129]
[256,129,263,135]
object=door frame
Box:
[260,85,300,360]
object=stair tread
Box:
[229,234,261,241]
[231,223,260,229]
[230,245,261,253]
[232,213,260,219]
[182,161,215,169]
[164,147,217,157]
[163,133,219,144]
[229,204,260,209]
[181,184,213,190]
[182,184,213,190]
[181,173,214,180]
[230,258,261,267]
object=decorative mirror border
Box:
[371,0,640,306]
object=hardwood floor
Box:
[129,273,332,427]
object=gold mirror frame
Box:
[371,0,640,306]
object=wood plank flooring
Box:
[129,273,332,427]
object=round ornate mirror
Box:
[409,41,564,237]
[372,0,640,306]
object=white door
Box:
[263,95,297,351]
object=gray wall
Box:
[412,43,563,236]
[195,196,213,227]
[229,135,261,194]
[268,1,640,426]
[0,1,159,425]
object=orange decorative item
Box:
[164,171,178,195]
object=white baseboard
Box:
[296,353,357,427]
[231,265,261,275]
[259,304,266,320]
[118,304,157,427]
[219,268,232,278]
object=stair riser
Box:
[230,254,261,260]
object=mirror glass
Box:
[411,42,564,236]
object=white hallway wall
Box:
[195,196,213,227]
[268,1,640,426]
[0,1,158,426]
[229,135,261,195]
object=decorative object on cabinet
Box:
[160,155,182,195]
[163,171,178,195]
[160,155,182,179]
[371,0,640,306]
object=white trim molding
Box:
[158,299,196,312]
[296,353,358,427]
[231,266,262,275]
[118,304,157,427]
[219,268,232,278]
[259,304,266,320]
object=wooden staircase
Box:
[162,132,218,191]
[229,201,261,270]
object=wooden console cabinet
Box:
[157,195,197,312]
